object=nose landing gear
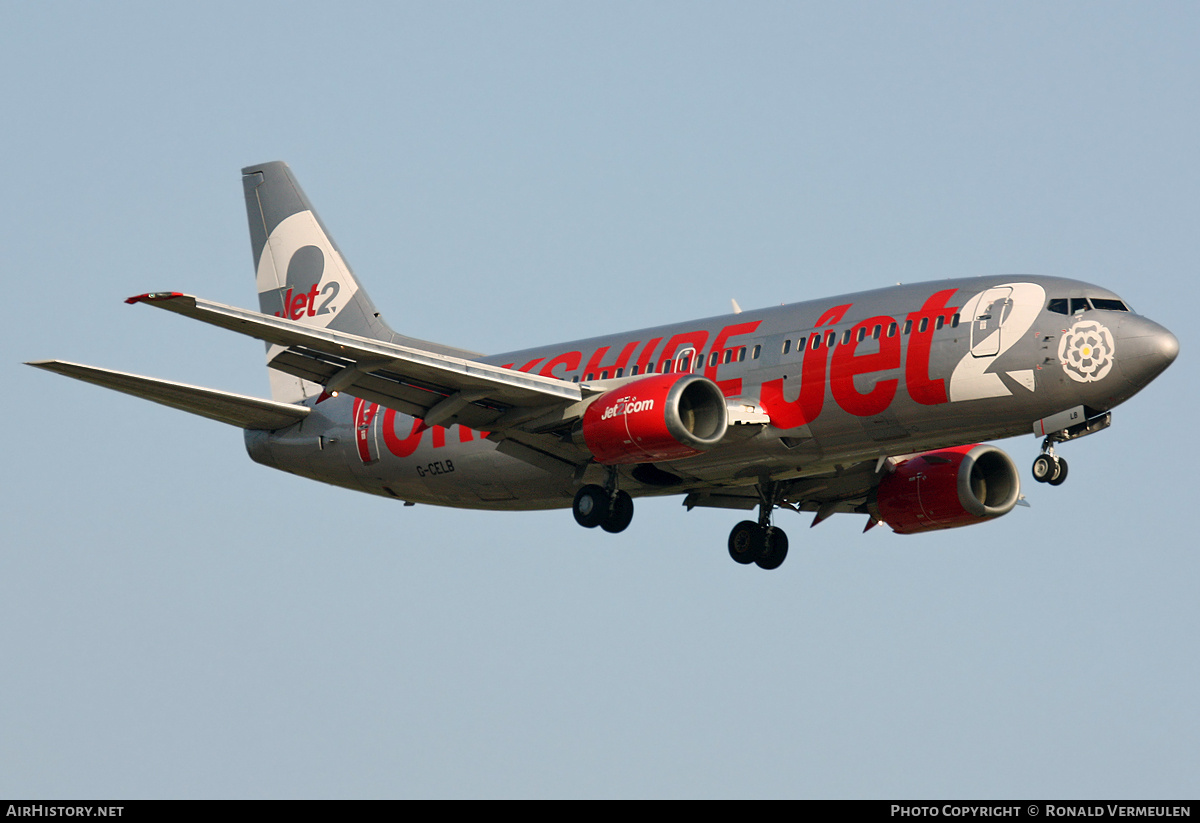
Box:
[1030,409,1112,487]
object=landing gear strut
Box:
[727,482,790,570]
[1031,439,1069,486]
[572,475,634,533]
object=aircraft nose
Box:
[1117,316,1179,389]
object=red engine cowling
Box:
[871,444,1021,534]
[580,373,728,465]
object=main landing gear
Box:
[1031,439,1068,486]
[572,483,635,534]
[727,482,790,571]
[570,475,792,570]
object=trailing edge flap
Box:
[27,360,310,431]
[126,293,586,433]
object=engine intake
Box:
[580,373,728,465]
[871,444,1021,534]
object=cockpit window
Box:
[1048,295,1130,315]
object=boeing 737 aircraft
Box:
[29,162,1179,570]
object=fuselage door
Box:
[676,347,697,374]
[970,287,1013,357]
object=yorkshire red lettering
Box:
[830,316,901,416]
[905,289,959,405]
[539,351,581,380]
[583,341,639,378]
[660,331,709,368]
[706,320,761,396]
[356,401,478,458]
[382,409,425,457]
[634,338,663,372]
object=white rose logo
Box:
[1058,320,1115,383]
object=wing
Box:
[126,292,596,466]
[27,360,311,430]
[683,459,885,527]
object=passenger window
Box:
[903,320,912,335]
[951,313,960,328]
[856,327,866,343]
[826,331,836,347]
[782,339,791,355]
[935,316,944,330]
[919,318,928,333]
[630,365,639,376]
[842,330,851,345]
[872,325,881,339]
[709,351,719,367]
[738,347,746,362]
[752,344,761,360]
[601,370,609,380]
[888,322,897,337]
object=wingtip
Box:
[125,292,186,305]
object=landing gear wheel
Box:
[1032,454,1056,483]
[572,484,609,528]
[756,528,789,570]
[601,491,634,533]
[728,521,761,565]
[1048,457,1069,486]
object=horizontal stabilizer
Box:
[27,360,310,431]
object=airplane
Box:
[28,161,1179,570]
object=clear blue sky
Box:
[3,1,1197,798]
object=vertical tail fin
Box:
[242,161,396,402]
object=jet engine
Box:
[579,373,728,464]
[870,444,1021,534]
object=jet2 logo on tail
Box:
[273,281,341,319]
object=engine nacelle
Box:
[580,373,728,465]
[871,444,1021,534]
